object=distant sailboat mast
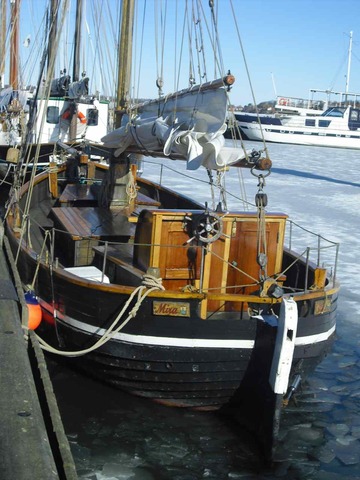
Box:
[345,30,353,103]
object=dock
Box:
[0,224,77,479]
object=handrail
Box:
[284,218,340,290]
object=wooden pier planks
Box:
[0,229,77,480]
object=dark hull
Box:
[51,301,336,408]
[10,224,337,410]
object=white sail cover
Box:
[102,88,247,170]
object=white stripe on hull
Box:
[294,325,336,346]
[61,316,255,349]
[54,313,335,350]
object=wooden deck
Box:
[51,206,135,240]
[51,206,136,266]
[59,184,97,207]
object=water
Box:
[45,142,360,478]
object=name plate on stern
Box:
[153,301,190,317]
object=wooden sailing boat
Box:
[4,0,339,458]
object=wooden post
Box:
[87,161,95,184]
[199,245,213,319]
[129,162,138,210]
[49,162,58,198]
[313,267,327,289]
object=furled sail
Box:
[50,75,71,97]
[102,80,248,170]
[68,77,89,99]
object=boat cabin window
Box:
[350,109,360,121]
[349,108,360,130]
[318,120,331,128]
[86,109,99,126]
[321,107,345,118]
[305,119,316,127]
[47,106,60,124]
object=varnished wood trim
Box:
[199,246,212,319]
[49,162,58,198]
[150,213,163,267]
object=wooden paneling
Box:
[133,210,287,316]
[153,214,201,290]
[222,216,286,312]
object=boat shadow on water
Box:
[271,167,360,188]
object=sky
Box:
[227,0,360,106]
[6,0,360,107]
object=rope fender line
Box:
[35,274,165,357]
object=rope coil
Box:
[126,168,138,200]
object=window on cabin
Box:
[319,120,331,127]
[47,106,59,124]
[349,108,360,130]
[350,110,359,121]
[322,107,345,118]
[305,119,316,127]
[87,109,99,126]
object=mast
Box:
[73,0,83,83]
[101,0,136,210]
[345,31,353,103]
[115,0,135,128]
[69,0,83,140]
[9,0,20,90]
[0,0,6,88]
[47,0,59,77]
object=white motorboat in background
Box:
[236,105,360,149]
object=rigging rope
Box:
[228,0,269,157]
[194,0,207,82]
[30,229,52,290]
[207,0,224,76]
[154,0,167,95]
[216,170,228,212]
[255,174,268,282]
[206,169,216,210]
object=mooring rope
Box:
[34,275,164,357]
